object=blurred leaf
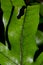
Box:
[0,0,41,65]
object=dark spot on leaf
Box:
[17,6,26,19]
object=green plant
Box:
[0,0,43,65]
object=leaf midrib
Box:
[20,6,27,65]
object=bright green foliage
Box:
[0,0,43,65]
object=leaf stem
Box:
[20,6,27,65]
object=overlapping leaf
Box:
[0,0,42,65]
